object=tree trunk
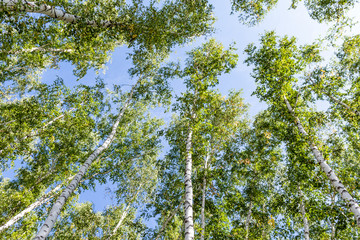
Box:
[261,203,267,239]
[0,0,116,27]
[110,205,130,238]
[33,89,134,240]
[200,151,210,240]
[0,177,71,233]
[0,161,111,233]
[331,221,336,240]
[184,127,194,240]
[284,96,360,226]
[109,183,144,238]
[2,47,73,55]
[155,195,186,240]
[298,187,310,240]
[326,94,360,117]
[245,201,252,240]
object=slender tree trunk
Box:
[298,187,310,240]
[0,0,117,27]
[331,220,336,239]
[326,94,360,117]
[307,78,360,116]
[330,193,336,240]
[110,205,130,237]
[0,161,111,232]
[200,151,210,240]
[245,201,252,240]
[2,47,73,55]
[109,183,144,238]
[155,195,186,240]
[33,89,134,240]
[261,203,266,239]
[0,178,71,233]
[184,127,194,240]
[177,221,185,240]
[284,96,360,226]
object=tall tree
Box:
[153,39,238,240]
[245,31,360,226]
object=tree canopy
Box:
[1,0,360,239]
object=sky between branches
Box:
[6,0,360,215]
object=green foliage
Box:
[0,0,215,82]
[2,0,360,238]
[231,0,358,25]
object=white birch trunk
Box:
[155,196,186,240]
[331,221,336,239]
[33,89,134,240]
[0,161,107,232]
[327,94,360,117]
[184,127,194,240]
[110,205,129,237]
[308,79,360,116]
[0,180,67,233]
[284,96,360,226]
[109,183,144,238]
[245,201,252,240]
[200,151,210,240]
[261,203,266,239]
[298,187,310,240]
[0,0,116,27]
[1,47,73,55]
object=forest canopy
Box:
[1,0,360,239]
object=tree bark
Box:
[0,161,109,232]
[284,96,360,226]
[1,47,73,55]
[0,0,117,28]
[155,195,186,240]
[308,78,360,116]
[0,178,71,233]
[184,127,194,240]
[298,187,310,240]
[245,201,252,240]
[200,150,210,240]
[109,183,144,238]
[110,205,129,237]
[33,88,134,240]
[261,203,266,239]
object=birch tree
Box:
[152,39,238,239]
[245,31,360,226]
